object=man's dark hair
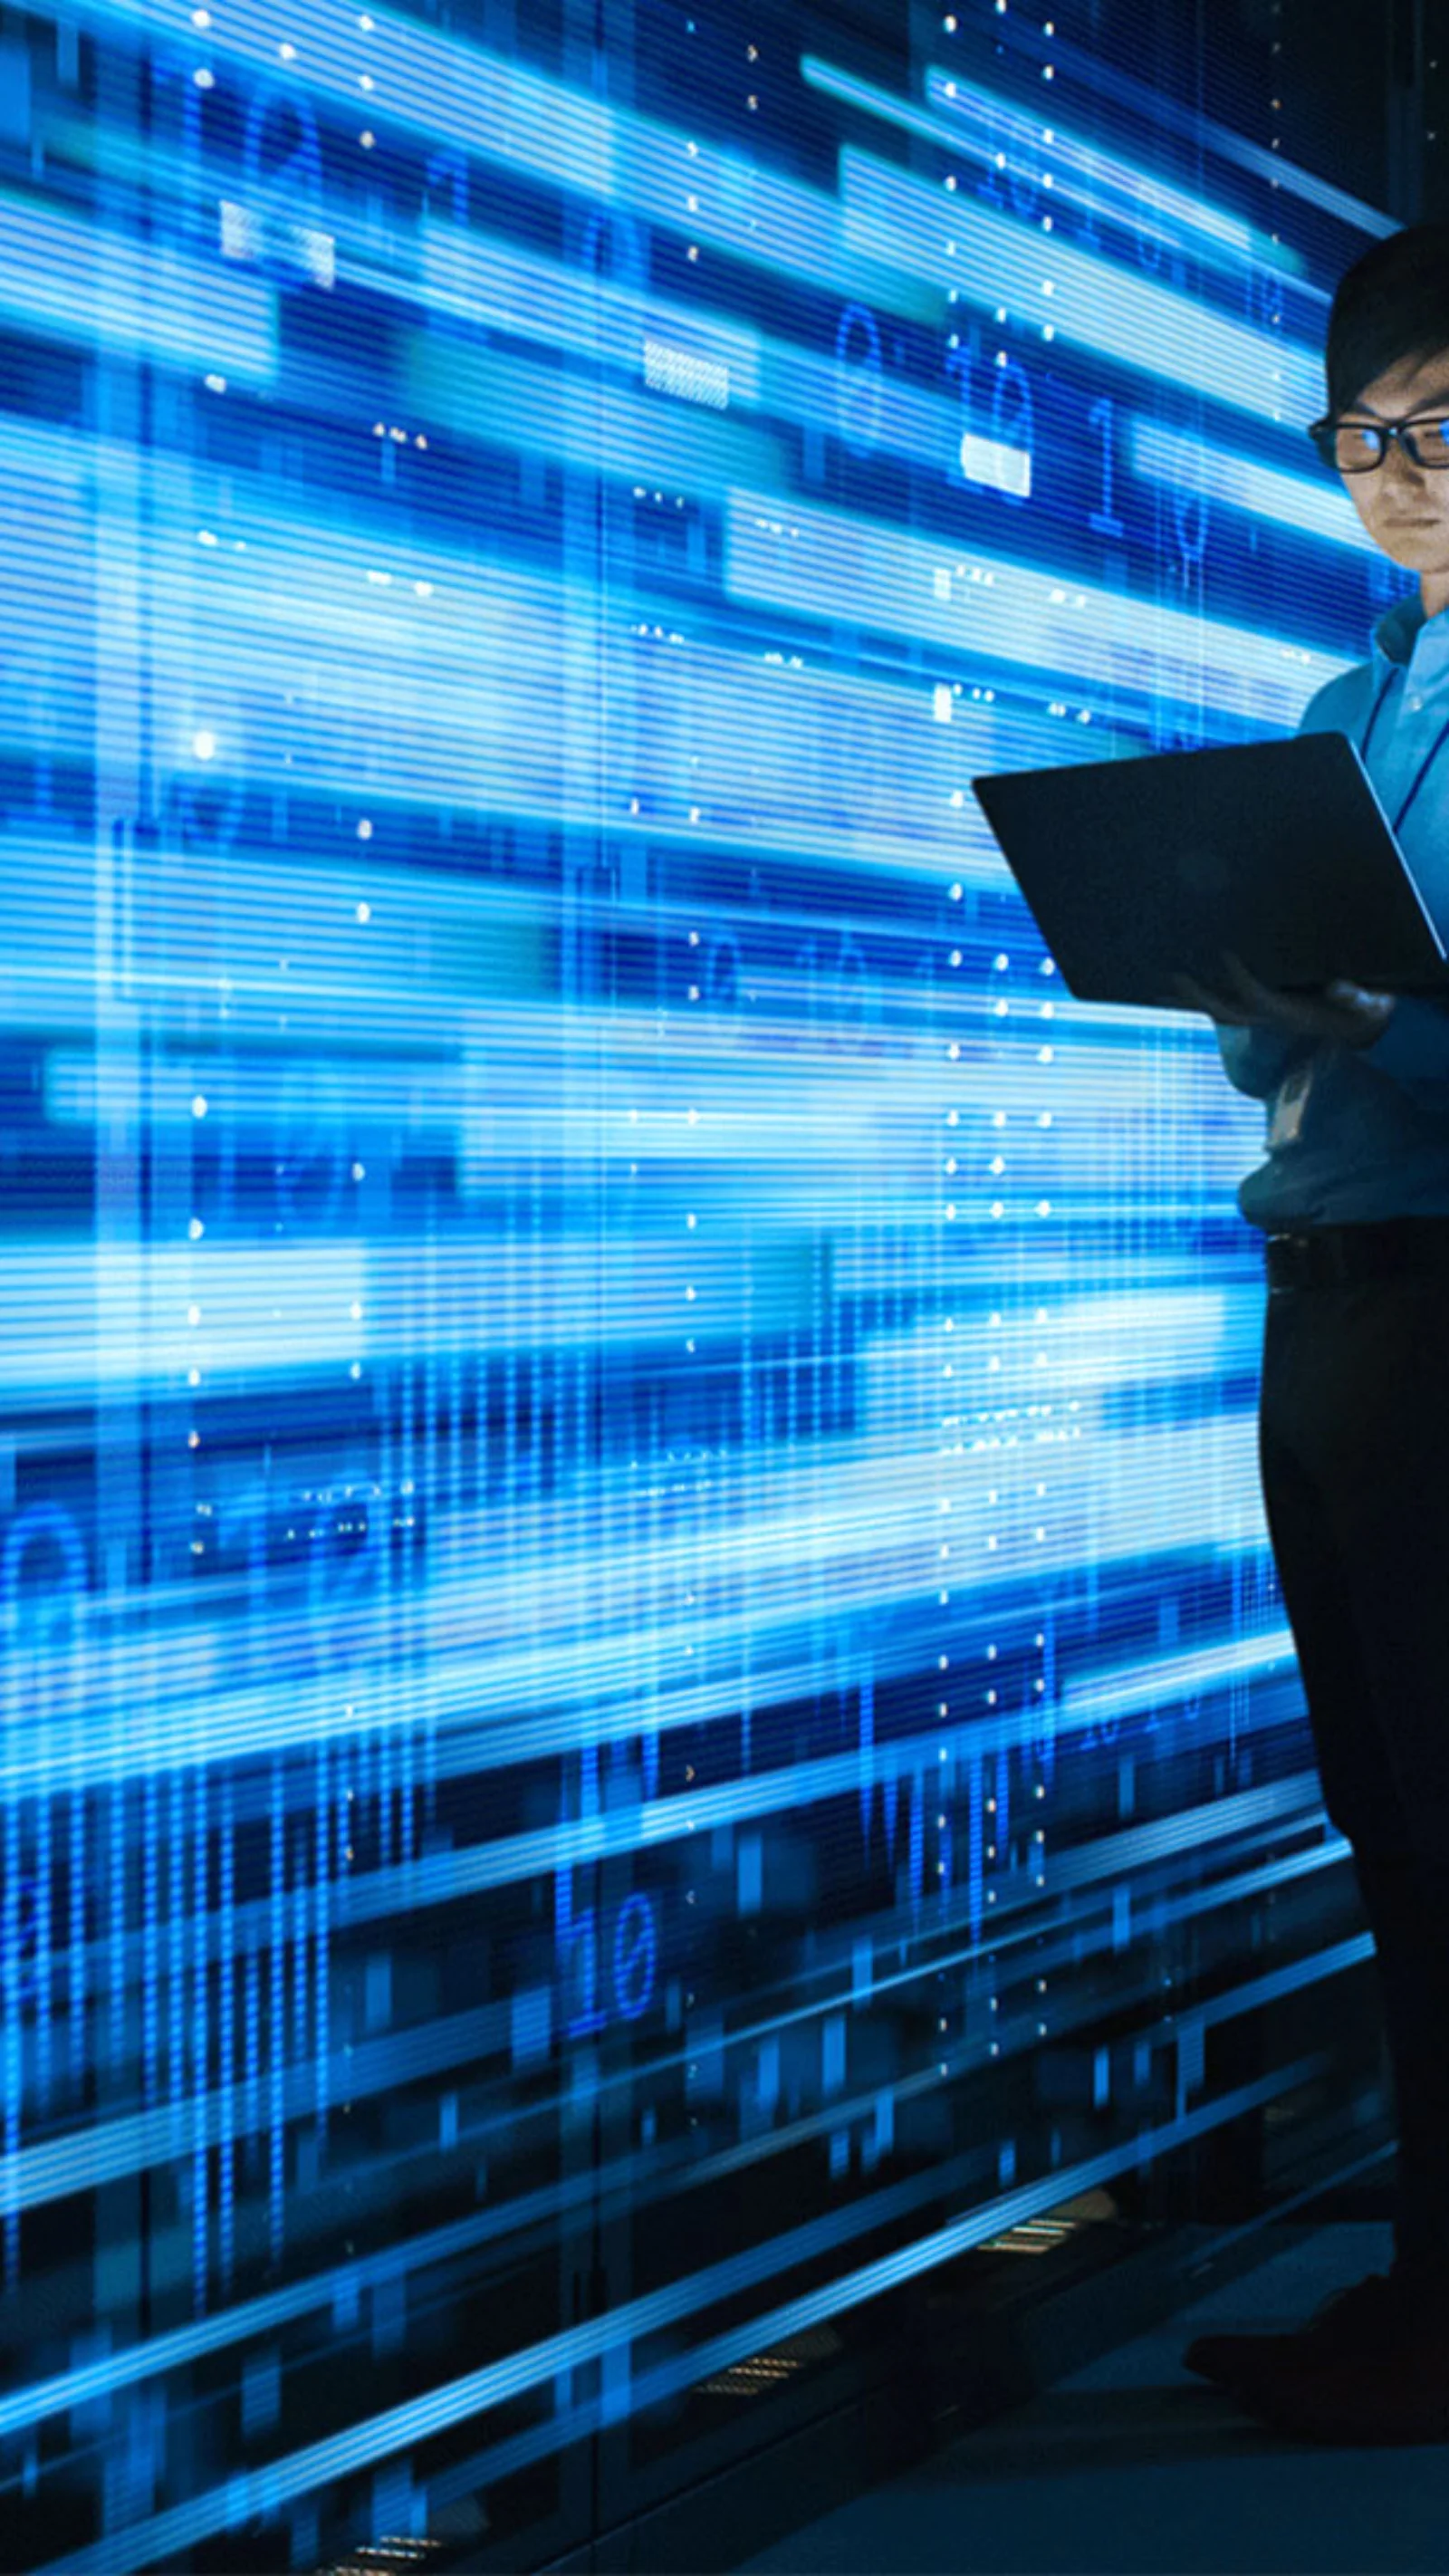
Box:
[1326,223,1449,415]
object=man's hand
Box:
[1174,952,1396,1047]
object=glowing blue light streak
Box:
[801,55,1275,277]
[1129,417,1377,554]
[0,189,275,380]
[724,489,1347,725]
[840,149,1322,427]
[922,64,1270,265]
[66,0,936,314]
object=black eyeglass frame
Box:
[1308,412,1449,473]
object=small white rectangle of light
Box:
[643,336,730,409]
[960,430,1032,499]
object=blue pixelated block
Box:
[829,2129,849,2178]
[998,2139,1017,2186]
[242,2353,280,2437]
[685,2014,724,2099]
[736,1831,762,1914]
[0,48,30,142]
[371,2462,421,2544]
[364,1955,392,2032]
[372,2276,407,2358]
[601,2341,631,2427]
[821,2012,846,2096]
[511,1985,552,2066]
[288,2502,320,2571]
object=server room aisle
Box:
[735,2225,1449,2575]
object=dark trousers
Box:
[1260,1267,1449,2290]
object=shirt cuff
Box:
[1214,1024,1302,1100]
[1359,994,1449,1084]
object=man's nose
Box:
[1383,435,1428,482]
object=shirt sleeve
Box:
[1212,1024,1304,1100]
[1358,994,1449,1100]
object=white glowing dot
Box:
[188,1217,204,1240]
[188,1430,201,1449]
[187,1304,202,1326]
[351,1162,366,1182]
[279,41,296,60]
[204,374,226,393]
[350,1301,363,1321]
[188,1368,201,1388]
[192,728,216,762]
[193,66,215,90]
[360,130,376,149]
[192,6,211,22]
[357,817,373,841]
[191,1094,208,1119]
[350,1361,363,1379]
[356,901,371,923]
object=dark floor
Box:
[735,2224,1449,2574]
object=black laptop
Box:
[970,733,1448,1007]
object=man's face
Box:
[1339,345,1449,583]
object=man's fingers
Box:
[1173,971,1252,1024]
[1219,952,1275,1008]
[1325,978,1393,1015]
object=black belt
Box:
[1266,1219,1449,1289]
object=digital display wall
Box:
[0,2,1404,2568]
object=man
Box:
[1179,223,1449,2445]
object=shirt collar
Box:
[1373,591,1428,667]
[1371,588,1449,680]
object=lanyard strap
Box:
[1359,663,1449,837]
[1358,665,1397,766]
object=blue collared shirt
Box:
[1219,591,1449,1229]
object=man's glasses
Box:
[1309,413,1449,473]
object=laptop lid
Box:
[970,732,1448,1008]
